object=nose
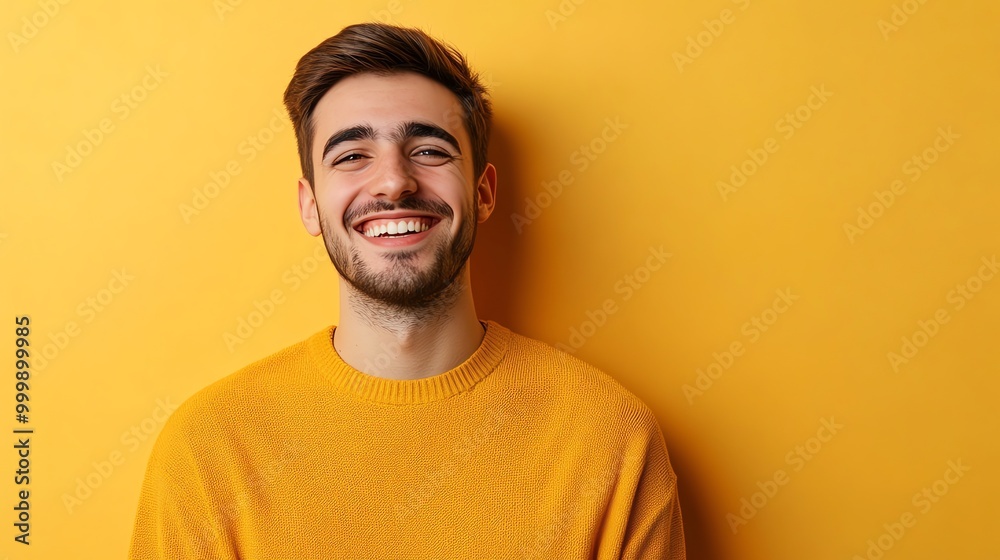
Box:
[368,150,417,201]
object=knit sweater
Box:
[128,320,685,559]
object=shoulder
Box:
[156,327,330,440]
[496,324,661,436]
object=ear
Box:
[475,163,497,223]
[297,177,322,236]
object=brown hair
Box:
[283,23,493,186]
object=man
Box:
[129,22,686,559]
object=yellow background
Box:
[2,0,997,558]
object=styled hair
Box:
[283,23,493,186]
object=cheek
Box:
[413,163,470,197]
[315,186,356,229]
[418,167,473,219]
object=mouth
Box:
[353,215,441,239]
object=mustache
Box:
[343,198,454,228]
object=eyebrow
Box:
[321,121,462,161]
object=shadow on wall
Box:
[670,427,725,560]
[471,118,524,329]
[472,119,718,560]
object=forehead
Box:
[310,71,468,154]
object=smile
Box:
[355,216,439,238]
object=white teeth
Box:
[361,218,433,237]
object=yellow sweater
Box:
[129,320,685,559]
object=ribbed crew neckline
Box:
[306,319,510,405]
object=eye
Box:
[411,147,455,165]
[331,152,369,168]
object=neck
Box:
[333,267,486,380]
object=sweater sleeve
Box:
[599,408,687,560]
[128,404,238,560]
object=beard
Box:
[318,194,478,312]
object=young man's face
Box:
[298,71,496,308]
